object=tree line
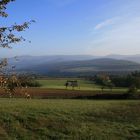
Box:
[86,71,140,93]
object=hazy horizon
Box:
[1,0,140,57]
[3,53,140,58]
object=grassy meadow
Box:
[0,99,139,140]
[37,78,127,92]
[0,78,139,139]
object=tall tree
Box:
[0,0,34,97]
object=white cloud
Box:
[89,16,140,55]
[94,17,120,30]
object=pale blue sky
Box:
[1,0,140,57]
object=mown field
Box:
[37,78,127,92]
[0,99,139,140]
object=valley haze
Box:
[6,54,140,76]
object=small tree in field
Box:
[0,0,34,97]
[101,86,104,92]
[128,85,138,94]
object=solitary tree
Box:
[0,0,34,97]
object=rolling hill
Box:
[9,56,140,76]
[106,54,140,63]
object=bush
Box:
[128,85,137,94]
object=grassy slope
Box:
[37,79,100,90]
[37,79,127,92]
[0,99,139,140]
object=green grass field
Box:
[0,99,139,140]
[37,78,127,92]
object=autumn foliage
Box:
[0,0,34,97]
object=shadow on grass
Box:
[73,93,140,100]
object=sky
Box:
[1,0,140,57]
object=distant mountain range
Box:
[105,54,140,63]
[6,54,140,76]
